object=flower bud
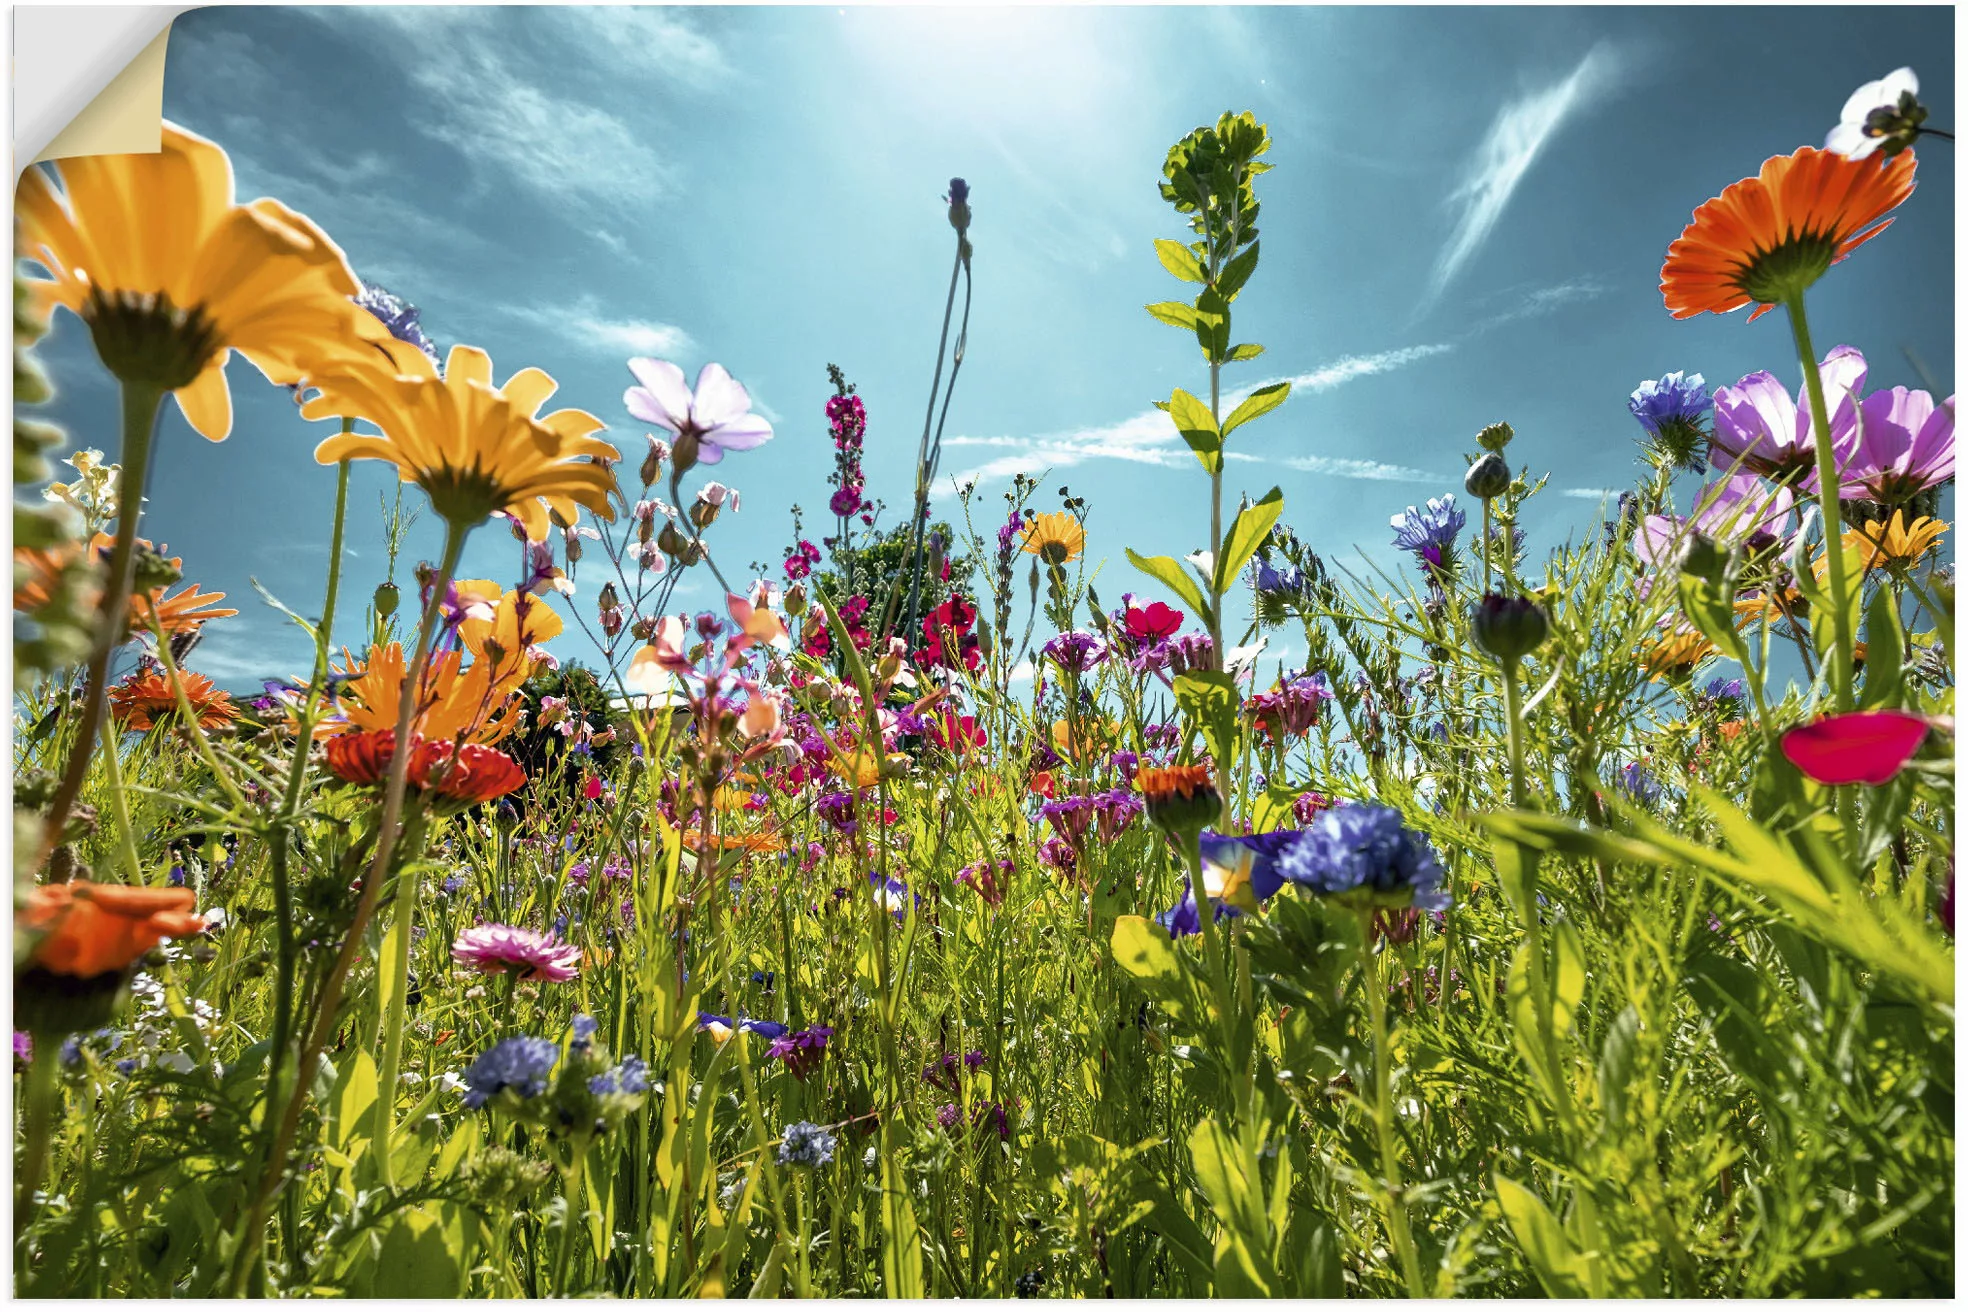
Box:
[657,522,688,556]
[1464,452,1510,501]
[1475,421,1515,452]
[783,583,807,618]
[672,431,701,478]
[947,177,971,233]
[1470,593,1549,664]
[373,581,400,619]
[640,436,667,488]
[1678,532,1727,585]
[692,499,720,529]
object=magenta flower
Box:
[452,924,582,982]
[1842,385,1955,503]
[1780,710,1931,786]
[1710,347,1866,488]
[624,359,774,468]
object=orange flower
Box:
[1640,627,1719,681]
[19,881,204,979]
[323,728,526,804]
[135,580,237,634]
[14,532,234,634]
[1020,512,1085,565]
[109,670,237,730]
[323,642,522,745]
[1135,763,1216,805]
[681,830,786,855]
[1661,146,1916,322]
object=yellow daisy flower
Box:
[1840,511,1947,571]
[302,340,618,537]
[1641,626,1718,681]
[1020,512,1085,565]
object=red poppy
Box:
[20,882,204,979]
[1780,710,1930,786]
[929,712,986,755]
[1124,602,1184,644]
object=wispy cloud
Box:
[1561,487,1621,501]
[941,343,1452,492]
[1422,43,1624,311]
[1469,276,1611,333]
[499,295,693,359]
[1282,455,1447,483]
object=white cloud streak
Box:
[1423,43,1624,310]
[499,295,693,359]
[1282,456,1447,483]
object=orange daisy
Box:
[321,642,523,745]
[19,881,204,979]
[1661,146,1916,322]
[108,669,237,730]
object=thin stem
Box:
[1357,918,1426,1298]
[14,1035,62,1233]
[96,717,146,883]
[901,239,967,644]
[38,381,165,872]
[1501,656,1528,810]
[552,1147,588,1296]
[1783,292,1855,712]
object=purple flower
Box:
[1390,495,1466,569]
[1039,794,1097,845]
[766,1025,835,1080]
[588,1055,649,1098]
[571,1014,601,1045]
[1842,384,1955,503]
[1629,371,1713,473]
[1247,671,1334,739]
[1165,634,1215,678]
[696,1012,788,1042]
[354,281,440,363]
[829,485,864,517]
[13,1031,30,1068]
[1711,347,1866,488]
[1155,879,1238,938]
[452,924,582,982]
[1276,804,1449,912]
[1042,631,1106,675]
[1635,472,1801,569]
[1038,836,1077,876]
[1090,788,1143,843]
[624,359,774,468]
[816,790,858,834]
[461,1036,559,1110]
[1617,763,1665,808]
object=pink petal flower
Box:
[1780,710,1930,786]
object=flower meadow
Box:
[8,82,1955,1298]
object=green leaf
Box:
[1126,548,1210,621]
[1194,287,1231,363]
[1493,1175,1593,1298]
[1215,240,1260,300]
[1154,238,1207,284]
[329,1050,377,1154]
[1188,1118,1279,1295]
[1166,387,1222,474]
[1214,486,1284,594]
[1596,1005,1641,1127]
[1220,381,1290,440]
[1146,300,1201,330]
[1860,584,1905,710]
[1676,572,1752,671]
[370,1205,466,1297]
[1111,915,1205,1027]
[1551,919,1585,1036]
[1174,670,1242,785]
[1225,343,1265,362]
[1800,538,1867,664]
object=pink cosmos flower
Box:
[1842,386,1955,503]
[452,924,582,982]
[624,359,774,467]
[1711,346,1866,488]
[1780,710,1931,786]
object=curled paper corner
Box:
[18,6,190,171]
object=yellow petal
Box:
[174,357,235,441]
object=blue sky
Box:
[25,5,1956,688]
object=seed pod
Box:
[373,581,400,619]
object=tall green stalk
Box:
[1783,292,1855,712]
[1357,916,1427,1297]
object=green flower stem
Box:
[732,1031,799,1289]
[146,615,248,813]
[37,381,165,874]
[1480,499,1494,594]
[372,838,426,1187]
[1356,914,1426,1298]
[1183,830,1247,1119]
[96,716,146,883]
[1783,291,1855,713]
[231,514,471,1296]
[1501,656,1528,810]
[14,1034,63,1233]
[551,1145,588,1296]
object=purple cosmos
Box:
[1041,631,1106,675]
[452,924,582,983]
[461,1036,559,1110]
[1710,347,1865,488]
[766,1025,835,1080]
[1390,494,1466,568]
[624,359,774,468]
[1276,804,1449,912]
[1842,385,1955,503]
[1635,472,1801,569]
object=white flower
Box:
[1826,67,1919,158]
[623,360,774,466]
[697,481,740,510]
[1224,636,1269,682]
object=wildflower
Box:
[1835,511,1948,571]
[1277,804,1449,912]
[1090,788,1144,842]
[928,711,986,755]
[695,1013,788,1043]
[108,670,237,730]
[461,1036,560,1110]
[1136,763,1220,836]
[1780,709,1930,786]
[869,872,916,919]
[778,1121,837,1168]
[1038,836,1078,878]
[1197,829,1302,913]
[1841,383,1955,504]
[586,1055,649,1098]
[623,358,773,472]
[958,859,1012,906]
[1825,67,1927,160]
[1641,625,1719,681]
[765,1025,835,1080]
[1020,512,1084,565]
[1165,633,1215,677]
[1292,791,1332,825]
[1628,371,1713,473]
[1660,146,1916,322]
[18,883,204,981]
[1710,347,1866,487]
[326,642,526,744]
[17,123,390,431]
[1463,451,1512,500]
[1616,762,1664,808]
[1040,795,1097,846]
[1041,631,1106,674]
[354,281,440,363]
[1122,600,1184,646]
[412,739,527,806]
[1470,594,1549,664]
[1389,494,1465,570]
[451,924,581,983]
[1246,672,1334,741]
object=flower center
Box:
[1731,230,1839,307]
[83,287,222,390]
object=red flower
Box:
[929,712,986,755]
[1780,710,1930,786]
[1125,601,1183,644]
[413,740,527,804]
[324,729,399,784]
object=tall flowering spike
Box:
[303,340,618,537]
[623,359,773,472]
[15,122,393,435]
[1660,146,1916,323]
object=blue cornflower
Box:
[589,1055,648,1097]
[461,1036,560,1110]
[115,1058,139,1076]
[1276,804,1450,912]
[1154,879,1242,939]
[1628,371,1713,474]
[1252,559,1308,600]
[167,865,186,887]
[777,1120,837,1168]
[59,1036,83,1067]
[353,281,441,363]
[571,1014,600,1045]
[1617,763,1665,808]
[695,1013,788,1042]
[1697,676,1746,712]
[1389,495,1466,569]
